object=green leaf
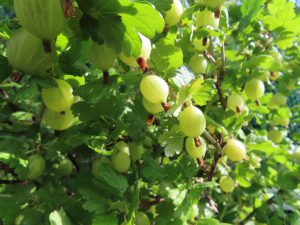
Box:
[14,82,39,102]
[150,38,183,75]
[196,218,219,225]
[189,79,216,106]
[247,141,279,155]
[78,0,164,56]
[79,188,108,214]
[98,163,129,194]
[240,0,266,22]
[141,155,167,181]
[92,215,118,225]
[49,208,71,225]
[158,125,185,157]
[146,0,173,12]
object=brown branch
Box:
[201,190,219,213]
[202,131,223,181]
[215,44,226,109]
[140,198,165,209]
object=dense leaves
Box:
[0,0,300,225]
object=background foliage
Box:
[0,0,300,224]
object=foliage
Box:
[0,0,300,225]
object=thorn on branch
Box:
[204,50,216,64]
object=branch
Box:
[215,44,226,109]
[140,197,165,209]
[203,130,222,151]
[203,131,223,181]
[238,192,278,225]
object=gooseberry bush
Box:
[0,0,300,224]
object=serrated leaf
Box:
[158,125,184,157]
[151,38,183,75]
[141,155,167,181]
[98,163,129,194]
[79,188,108,214]
[189,79,216,106]
[77,0,164,56]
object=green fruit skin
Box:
[268,129,286,143]
[27,155,46,179]
[189,54,208,74]
[292,148,300,162]
[115,141,130,154]
[43,108,74,131]
[223,139,246,162]
[134,212,150,225]
[192,37,210,52]
[196,8,220,29]
[111,151,131,173]
[88,43,117,71]
[140,75,169,104]
[57,159,73,177]
[244,79,265,100]
[203,0,226,8]
[42,79,74,112]
[185,137,207,158]
[6,29,54,75]
[269,93,287,108]
[273,116,289,126]
[219,176,235,193]
[227,94,244,112]
[143,98,164,115]
[14,0,65,39]
[179,106,206,137]
[119,33,151,67]
[164,0,183,27]
[129,143,145,162]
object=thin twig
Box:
[140,198,165,209]
[203,131,223,181]
[238,192,278,225]
[215,44,227,109]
